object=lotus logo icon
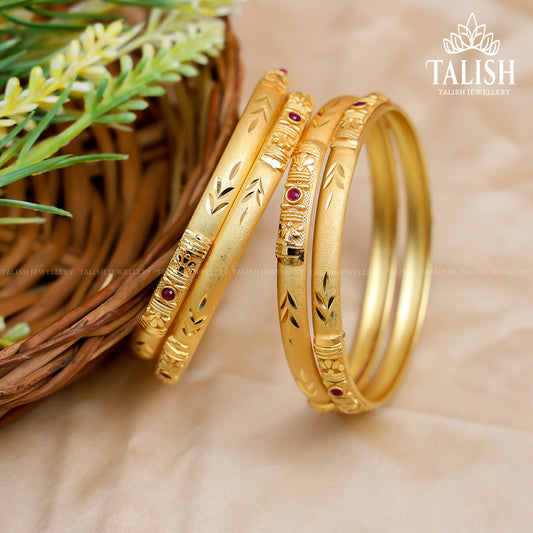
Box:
[425,12,515,95]
[443,13,500,56]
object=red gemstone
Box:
[279,68,288,74]
[161,287,176,301]
[353,101,365,107]
[330,388,344,397]
[288,112,301,122]
[286,187,302,202]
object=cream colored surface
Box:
[1,1,532,531]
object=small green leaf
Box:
[159,73,181,83]
[0,217,45,225]
[17,80,73,161]
[119,99,149,111]
[97,112,137,124]
[92,78,109,112]
[0,198,72,217]
[0,153,126,188]
[193,53,208,65]
[0,11,86,32]
[0,155,70,187]
[0,49,26,72]
[0,321,31,348]
[0,37,18,54]
[140,86,166,97]
[26,7,119,21]
[0,112,34,152]
[119,54,134,74]
[177,64,199,77]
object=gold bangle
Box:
[313,93,431,413]
[155,91,314,383]
[131,70,289,361]
[276,95,364,412]
[278,93,431,414]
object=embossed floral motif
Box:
[157,336,190,381]
[291,151,316,174]
[160,353,183,370]
[271,130,296,152]
[288,93,314,113]
[279,219,304,243]
[318,358,344,377]
[334,116,362,142]
[145,308,167,329]
[176,252,198,276]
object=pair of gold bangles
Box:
[131,69,431,415]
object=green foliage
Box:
[0,316,31,347]
[0,1,239,225]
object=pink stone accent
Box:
[279,68,288,74]
[353,101,366,107]
[286,187,302,202]
[161,287,176,301]
[288,112,301,122]
[330,388,344,397]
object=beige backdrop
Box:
[1,1,532,532]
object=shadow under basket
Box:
[0,27,242,427]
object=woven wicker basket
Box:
[0,24,241,427]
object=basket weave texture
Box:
[0,25,241,427]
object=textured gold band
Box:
[131,70,289,361]
[278,93,431,414]
[155,91,314,383]
[276,95,362,412]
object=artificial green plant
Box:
[0,0,243,345]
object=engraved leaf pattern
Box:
[242,178,265,205]
[207,193,229,215]
[248,117,258,133]
[322,162,345,190]
[198,295,208,311]
[322,163,345,211]
[181,298,208,336]
[280,290,299,328]
[239,207,248,226]
[311,107,326,129]
[229,161,242,180]
[315,272,335,325]
[248,96,272,132]
[239,177,265,225]
[297,368,316,396]
[206,162,241,215]
[325,192,333,211]
[312,101,343,129]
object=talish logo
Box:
[426,13,515,95]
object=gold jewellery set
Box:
[131,70,431,415]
